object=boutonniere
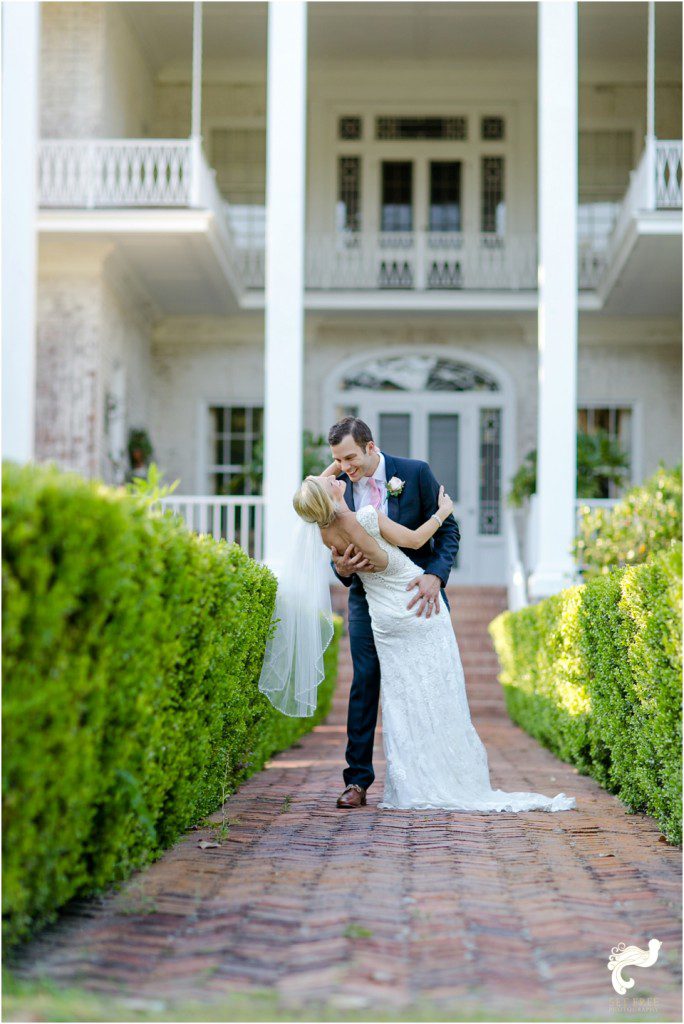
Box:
[386,476,405,497]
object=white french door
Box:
[353,394,487,582]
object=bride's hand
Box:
[321,460,343,478]
[437,484,453,520]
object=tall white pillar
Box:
[263,1,307,570]
[529,1,578,599]
[2,1,41,464]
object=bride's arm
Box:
[321,461,342,478]
[377,486,454,550]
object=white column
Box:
[529,1,578,600]
[263,1,307,570]
[189,2,203,207]
[191,1,203,139]
[2,1,41,464]
[644,0,656,210]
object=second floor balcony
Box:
[37,135,682,313]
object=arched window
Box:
[341,354,500,393]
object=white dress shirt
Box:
[353,451,388,515]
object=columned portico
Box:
[529,0,579,599]
[263,1,307,569]
[2,1,41,463]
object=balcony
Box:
[37,136,681,314]
[38,138,243,314]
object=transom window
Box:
[207,405,263,495]
[376,116,467,140]
[342,355,500,393]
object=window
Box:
[429,161,462,232]
[337,156,361,232]
[342,355,500,392]
[207,405,263,495]
[481,117,505,141]
[338,116,362,140]
[479,408,502,534]
[376,116,467,140]
[481,156,505,234]
[381,161,413,232]
[577,405,632,498]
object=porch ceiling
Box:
[599,218,683,315]
[121,1,681,73]
[38,211,242,317]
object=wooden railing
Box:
[157,495,265,561]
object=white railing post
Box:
[189,135,203,208]
[644,135,657,212]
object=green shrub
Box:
[573,464,682,579]
[2,460,341,946]
[489,542,682,844]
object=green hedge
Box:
[489,542,682,844]
[573,464,682,579]
[2,460,341,946]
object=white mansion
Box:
[2,1,682,599]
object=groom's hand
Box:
[331,544,374,577]
[407,574,442,618]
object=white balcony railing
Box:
[235,231,539,292]
[38,136,680,298]
[157,495,265,562]
[39,139,195,208]
[655,140,683,208]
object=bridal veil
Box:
[257,519,334,717]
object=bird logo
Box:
[607,939,662,994]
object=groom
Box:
[327,416,460,809]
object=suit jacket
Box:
[332,452,460,622]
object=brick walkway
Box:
[13,587,682,1021]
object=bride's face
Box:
[320,476,346,503]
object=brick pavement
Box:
[13,587,682,1021]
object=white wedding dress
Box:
[355,504,577,813]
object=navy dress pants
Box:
[343,588,450,791]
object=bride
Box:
[258,466,577,814]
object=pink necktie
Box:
[367,476,383,510]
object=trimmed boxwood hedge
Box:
[2,460,341,946]
[488,542,682,844]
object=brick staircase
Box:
[447,584,509,720]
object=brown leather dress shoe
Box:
[336,783,367,808]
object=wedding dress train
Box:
[355,504,577,813]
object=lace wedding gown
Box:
[355,504,577,813]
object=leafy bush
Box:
[573,464,682,578]
[489,542,682,844]
[2,460,341,946]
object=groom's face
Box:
[330,434,377,482]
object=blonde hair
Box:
[292,476,337,528]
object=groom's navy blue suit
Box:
[333,453,460,791]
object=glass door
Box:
[362,396,475,581]
[425,160,463,288]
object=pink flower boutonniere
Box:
[386,476,405,498]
